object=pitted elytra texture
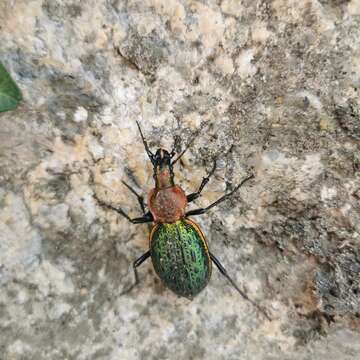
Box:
[150,219,211,299]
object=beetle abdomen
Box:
[150,219,212,299]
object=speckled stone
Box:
[1,0,360,359]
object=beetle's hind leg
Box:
[120,251,151,295]
[186,158,217,203]
[210,252,271,321]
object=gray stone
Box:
[1,0,360,359]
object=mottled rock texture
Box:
[1,0,360,359]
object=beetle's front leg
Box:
[121,180,147,215]
[186,158,217,203]
[94,194,153,224]
[186,174,254,216]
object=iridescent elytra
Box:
[94,121,270,320]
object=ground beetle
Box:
[95,121,270,320]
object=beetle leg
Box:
[210,252,271,321]
[185,174,254,216]
[121,180,147,215]
[120,251,151,295]
[94,194,154,224]
[186,158,217,203]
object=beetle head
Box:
[152,148,175,188]
[153,149,173,168]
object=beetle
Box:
[94,121,270,320]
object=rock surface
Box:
[1,0,360,359]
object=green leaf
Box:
[0,62,22,113]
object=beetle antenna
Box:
[136,120,154,163]
[170,135,180,158]
[92,182,118,196]
[171,129,200,165]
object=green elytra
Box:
[150,219,211,299]
[94,121,270,320]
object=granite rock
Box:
[1,0,360,359]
